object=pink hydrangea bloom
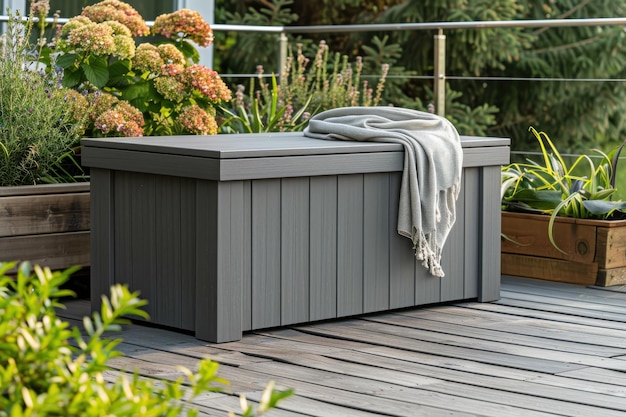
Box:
[176,104,217,135]
[152,9,214,47]
[183,64,232,103]
[81,0,149,36]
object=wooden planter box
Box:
[83,132,510,343]
[501,211,626,286]
[0,183,90,270]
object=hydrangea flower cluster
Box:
[81,0,149,36]
[152,9,214,47]
[176,105,218,135]
[43,0,231,137]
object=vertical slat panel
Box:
[363,173,390,313]
[179,178,196,329]
[337,174,364,316]
[221,181,245,337]
[389,173,415,308]
[154,176,182,327]
[241,181,253,331]
[130,173,157,319]
[309,176,337,321]
[281,177,311,325]
[89,168,113,313]
[440,179,466,302]
[479,166,502,302]
[113,171,131,295]
[195,181,244,342]
[251,179,282,329]
[463,168,480,299]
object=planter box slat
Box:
[0,231,90,270]
[596,226,626,269]
[0,192,90,237]
[501,211,597,264]
[502,211,626,286]
[84,133,509,342]
[501,253,599,285]
[0,183,90,270]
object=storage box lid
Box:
[81,132,510,181]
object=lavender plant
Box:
[0,9,86,186]
[220,39,391,134]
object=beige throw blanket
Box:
[304,107,463,277]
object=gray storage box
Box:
[82,132,510,342]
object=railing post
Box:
[278,31,288,79]
[433,28,446,117]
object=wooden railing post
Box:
[433,29,446,117]
[278,31,288,78]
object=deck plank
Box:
[56,275,626,416]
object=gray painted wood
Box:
[82,134,509,181]
[251,179,282,329]
[337,174,365,317]
[89,168,112,312]
[85,132,509,342]
[309,176,338,321]
[479,166,502,302]
[280,177,310,325]
[462,168,480,299]
[363,173,391,313]
[388,173,416,309]
[195,181,244,342]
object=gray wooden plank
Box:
[337,174,364,317]
[89,168,113,313]
[462,167,479,299]
[400,304,626,348]
[479,165,502,302]
[297,321,585,373]
[388,173,415,308]
[154,176,182,327]
[242,181,252,332]
[503,275,626,307]
[440,172,465,302]
[180,178,196,329]
[280,177,310,325]
[464,301,626,331]
[364,313,626,356]
[363,173,391,313]
[339,319,626,371]
[83,133,509,159]
[195,181,243,342]
[251,179,282,329]
[309,176,337,321]
[500,290,626,317]
[239,360,563,417]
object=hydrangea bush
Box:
[35,0,232,137]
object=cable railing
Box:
[2,15,626,116]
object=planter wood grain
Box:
[501,211,626,286]
[0,183,90,270]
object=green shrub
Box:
[219,39,390,134]
[0,262,292,416]
[0,10,86,186]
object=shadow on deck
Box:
[60,276,626,416]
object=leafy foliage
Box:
[502,127,626,250]
[36,1,232,137]
[0,261,292,416]
[0,10,86,186]
[220,39,391,133]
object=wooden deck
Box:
[61,276,626,416]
